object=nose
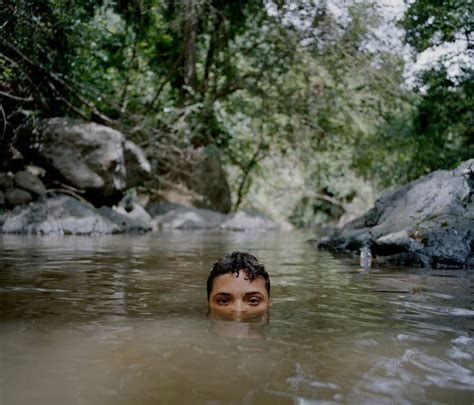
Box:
[231,300,247,313]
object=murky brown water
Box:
[0,231,473,404]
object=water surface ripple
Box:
[0,232,473,404]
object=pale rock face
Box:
[149,203,279,231]
[220,210,280,231]
[109,203,153,233]
[123,141,151,188]
[151,205,227,230]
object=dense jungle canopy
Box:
[1,0,472,226]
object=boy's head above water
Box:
[207,251,271,321]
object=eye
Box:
[248,297,261,306]
[217,297,229,305]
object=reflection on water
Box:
[0,232,473,403]
[208,310,269,340]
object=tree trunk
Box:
[181,0,198,103]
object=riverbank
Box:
[318,159,474,269]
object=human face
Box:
[208,271,271,321]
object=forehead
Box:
[211,272,268,297]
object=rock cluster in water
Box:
[0,198,279,235]
[148,204,279,231]
[0,117,278,235]
[318,159,474,269]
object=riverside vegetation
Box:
[0,1,472,267]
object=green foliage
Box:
[409,68,473,174]
[402,0,473,52]
[397,0,473,179]
[1,0,471,226]
[351,0,473,188]
[224,2,413,224]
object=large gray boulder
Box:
[1,195,120,235]
[156,147,232,213]
[319,160,474,269]
[15,118,151,203]
[186,147,232,213]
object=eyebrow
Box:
[212,291,264,298]
[244,292,264,297]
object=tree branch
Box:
[1,40,114,124]
[211,72,259,101]
[0,91,34,102]
[144,53,183,114]
[200,12,224,96]
[233,143,265,210]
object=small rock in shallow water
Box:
[359,246,372,269]
[99,204,152,233]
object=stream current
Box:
[0,231,473,404]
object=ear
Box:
[269,297,273,306]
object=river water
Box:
[0,231,473,404]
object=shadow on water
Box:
[0,232,473,403]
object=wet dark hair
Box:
[207,251,270,299]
